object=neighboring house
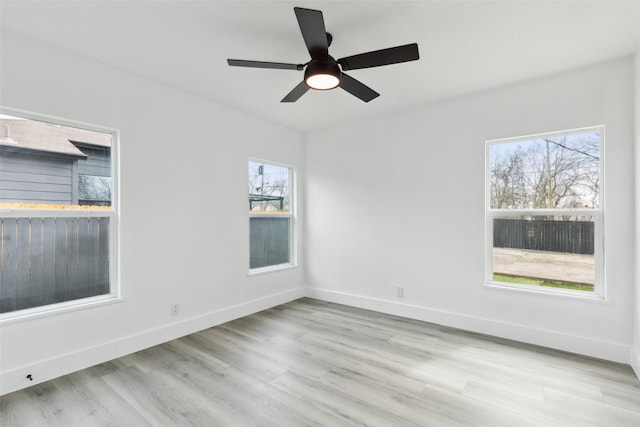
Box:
[0,118,112,206]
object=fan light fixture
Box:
[227,7,420,102]
[304,60,340,90]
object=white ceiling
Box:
[2,1,640,132]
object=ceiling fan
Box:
[227,7,420,103]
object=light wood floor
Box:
[2,298,640,426]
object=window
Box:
[248,159,294,271]
[0,109,118,318]
[485,127,603,297]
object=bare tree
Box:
[490,147,526,208]
[490,132,600,213]
[248,162,290,212]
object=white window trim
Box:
[247,261,298,276]
[0,107,120,322]
[247,158,296,274]
[484,126,605,300]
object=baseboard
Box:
[631,345,640,380]
[306,287,631,364]
[1,287,305,396]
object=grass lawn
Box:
[493,273,593,292]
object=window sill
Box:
[0,294,123,325]
[484,281,607,303]
[248,263,297,276]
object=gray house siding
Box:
[0,117,110,207]
[0,150,74,204]
[73,143,111,177]
[72,143,111,205]
[0,144,112,206]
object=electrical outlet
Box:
[171,303,179,316]
[396,286,404,298]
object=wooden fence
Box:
[493,218,594,255]
[0,216,110,313]
[250,217,290,269]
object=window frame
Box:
[247,157,296,275]
[484,126,605,300]
[0,107,120,323]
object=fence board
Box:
[15,219,31,310]
[29,218,46,308]
[87,217,100,296]
[1,219,18,312]
[66,218,80,301]
[493,219,594,254]
[54,218,68,302]
[42,218,57,305]
[97,217,110,294]
[77,217,90,299]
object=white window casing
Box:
[485,126,604,300]
[0,107,120,323]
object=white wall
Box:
[0,31,306,395]
[633,51,640,377]
[305,57,635,363]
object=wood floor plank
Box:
[299,331,468,393]
[270,370,421,426]
[462,379,561,425]
[1,381,84,426]
[269,333,429,394]
[601,384,640,413]
[49,370,152,426]
[216,326,333,380]
[2,297,640,426]
[1,387,49,427]
[543,386,640,426]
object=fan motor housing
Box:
[304,59,341,90]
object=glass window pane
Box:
[489,130,600,209]
[492,215,595,292]
[248,160,290,213]
[250,217,290,269]
[0,113,112,210]
[0,216,111,313]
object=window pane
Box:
[0,114,112,209]
[79,175,112,206]
[250,217,290,269]
[248,160,290,213]
[492,216,595,292]
[0,216,111,313]
[489,130,600,209]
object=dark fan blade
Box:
[339,73,379,102]
[281,81,309,102]
[294,7,329,58]
[227,59,303,70]
[338,43,419,71]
